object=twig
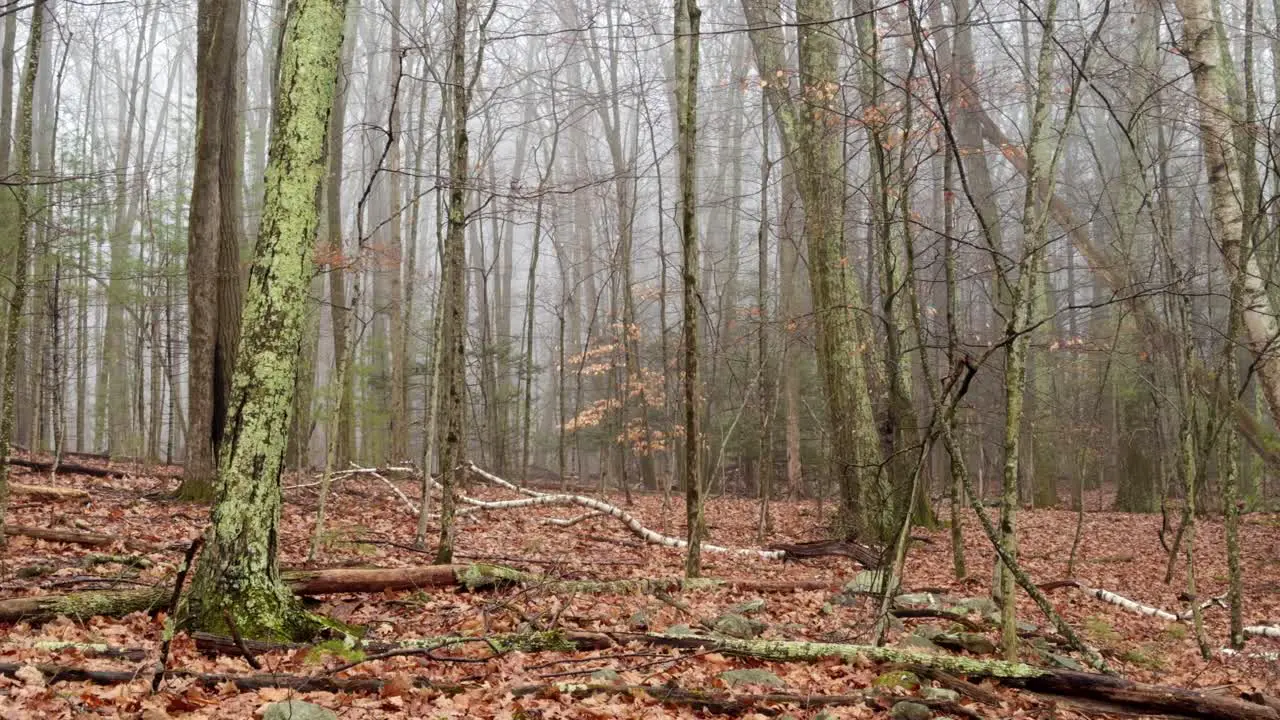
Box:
[151,537,202,691]
[223,611,262,670]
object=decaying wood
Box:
[890,607,987,632]
[767,539,883,569]
[0,563,837,624]
[2,524,177,553]
[9,483,90,500]
[1010,669,1278,720]
[31,628,1274,720]
[7,458,124,478]
[0,661,457,694]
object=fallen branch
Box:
[461,464,786,560]
[0,661,457,694]
[542,511,605,527]
[7,458,123,478]
[10,484,90,500]
[1052,580,1227,623]
[2,524,177,553]
[1245,625,1280,639]
[768,539,883,569]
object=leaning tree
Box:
[182,0,349,640]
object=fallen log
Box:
[2,524,176,553]
[7,458,123,478]
[1010,670,1278,720]
[0,563,838,624]
[767,539,883,569]
[0,661,458,694]
[10,484,90,500]
[63,627,1280,720]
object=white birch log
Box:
[1245,625,1280,639]
[459,464,786,560]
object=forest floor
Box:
[1,454,1279,719]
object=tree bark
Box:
[183,0,347,641]
[0,0,43,540]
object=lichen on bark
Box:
[181,0,348,642]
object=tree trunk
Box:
[0,0,43,543]
[183,0,347,640]
[675,0,703,578]
[181,0,244,501]
[434,0,473,564]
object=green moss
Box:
[1083,616,1121,644]
[303,638,366,664]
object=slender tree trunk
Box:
[434,0,473,564]
[675,0,703,579]
[0,0,43,542]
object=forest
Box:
[2,0,1280,713]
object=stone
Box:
[895,592,939,608]
[263,701,338,720]
[718,668,785,688]
[628,609,650,630]
[872,670,921,691]
[955,597,1000,615]
[890,700,933,720]
[590,669,621,683]
[913,623,945,641]
[712,613,767,639]
[665,624,694,637]
[899,635,942,653]
[921,686,960,702]
[1044,652,1084,671]
[731,598,766,615]
[844,570,888,594]
[932,632,997,655]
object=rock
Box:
[666,624,694,637]
[955,597,1000,615]
[933,632,997,655]
[895,592,939,608]
[712,613,767,639]
[1016,621,1038,634]
[890,700,933,720]
[844,570,889,593]
[590,669,621,683]
[922,687,960,703]
[899,635,942,653]
[872,670,921,691]
[731,598,766,615]
[913,623,945,641]
[1044,652,1084,671]
[262,700,338,720]
[953,632,997,654]
[628,609,650,630]
[718,668,785,688]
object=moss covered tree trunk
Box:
[184,0,347,641]
[0,0,43,542]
